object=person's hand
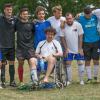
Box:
[79,48,84,56]
[60,20,65,29]
[63,49,69,57]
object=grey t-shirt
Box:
[16,19,35,50]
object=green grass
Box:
[0,61,100,100]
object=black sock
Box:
[1,64,5,83]
[9,65,15,83]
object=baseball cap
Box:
[84,5,92,14]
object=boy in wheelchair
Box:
[35,27,63,83]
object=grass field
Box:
[0,61,100,100]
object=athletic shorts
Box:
[16,48,35,60]
[64,53,84,61]
[83,41,99,61]
[0,48,15,61]
[0,50,2,61]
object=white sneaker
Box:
[67,81,71,86]
[0,85,3,89]
[80,80,84,85]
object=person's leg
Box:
[83,42,92,83]
[66,61,72,86]
[18,59,24,83]
[75,54,85,85]
[64,53,73,84]
[0,60,2,88]
[28,57,38,85]
[77,60,85,85]
[1,62,6,85]
[8,48,16,86]
[93,60,99,81]
[9,61,16,86]
[92,42,99,81]
[43,55,56,82]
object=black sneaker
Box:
[86,79,92,84]
[10,81,17,87]
[31,81,39,90]
[1,82,6,88]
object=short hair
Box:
[45,27,56,35]
[65,12,74,18]
[84,5,92,14]
[19,6,29,14]
[3,3,13,9]
[35,6,45,15]
[52,5,62,13]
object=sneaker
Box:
[1,82,6,88]
[0,83,3,89]
[92,77,98,83]
[19,82,24,86]
[86,79,92,84]
[67,81,71,86]
[10,81,17,87]
[31,80,39,89]
[80,80,84,85]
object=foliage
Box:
[0,0,100,17]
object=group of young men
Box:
[0,3,100,89]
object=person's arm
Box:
[77,22,84,55]
[78,34,84,55]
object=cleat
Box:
[80,80,84,85]
[1,82,6,88]
[10,81,17,87]
[67,81,71,86]
[86,79,92,84]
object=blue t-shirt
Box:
[79,15,99,43]
[34,20,51,49]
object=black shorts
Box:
[16,48,35,60]
[1,48,15,61]
[83,41,99,61]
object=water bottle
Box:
[39,59,45,72]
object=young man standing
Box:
[34,6,51,49]
[79,6,99,83]
[60,13,84,85]
[16,7,38,86]
[47,5,65,41]
[0,3,16,87]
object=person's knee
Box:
[9,61,14,65]
[93,60,99,65]
[85,60,91,66]
[47,56,56,64]
[77,60,84,65]
[29,57,37,68]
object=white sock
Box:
[66,65,72,82]
[94,65,99,78]
[86,66,92,79]
[30,69,38,83]
[78,64,84,81]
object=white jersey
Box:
[92,9,100,33]
[47,16,65,41]
[35,40,63,57]
[60,21,84,54]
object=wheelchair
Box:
[37,57,66,89]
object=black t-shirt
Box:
[0,15,16,48]
[16,19,35,50]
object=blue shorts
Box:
[1,48,15,61]
[37,60,48,72]
[64,53,84,61]
[0,51,2,61]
